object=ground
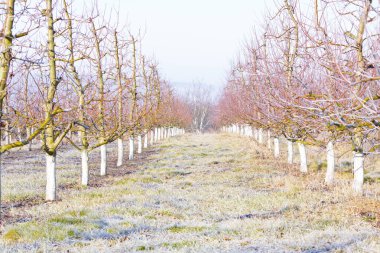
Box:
[0,133,379,252]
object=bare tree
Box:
[186,83,214,133]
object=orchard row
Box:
[0,0,191,202]
[216,0,380,194]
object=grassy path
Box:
[1,133,379,252]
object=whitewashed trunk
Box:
[81,149,89,186]
[158,128,161,141]
[258,128,263,144]
[117,138,123,167]
[353,152,364,194]
[325,141,335,184]
[154,128,158,142]
[298,143,307,173]
[17,127,22,141]
[26,127,32,151]
[144,133,148,148]
[31,127,35,144]
[138,135,142,154]
[100,145,107,176]
[150,130,154,145]
[274,138,280,158]
[46,153,57,201]
[129,137,134,160]
[267,130,271,149]
[287,140,293,164]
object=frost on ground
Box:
[0,133,379,252]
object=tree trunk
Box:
[154,128,158,142]
[138,135,142,154]
[129,136,134,160]
[100,145,107,176]
[353,152,364,194]
[17,127,22,141]
[298,143,307,173]
[287,140,293,164]
[267,130,271,149]
[274,138,280,158]
[117,138,123,167]
[46,153,57,201]
[150,130,154,145]
[325,141,335,184]
[81,149,89,186]
[26,127,32,151]
[144,133,148,148]
[258,128,263,144]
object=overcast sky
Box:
[96,0,276,94]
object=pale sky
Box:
[96,0,276,94]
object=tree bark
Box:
[298,143,308,173]
[154,128,158,142]
[138,135,142,154]
[117,138,123,167]
[144,132,148,148]
[150,130,154,145]
[353,152,364,194]
[287,140,293,164]
[46,153,57,201]
[274,138,280,158]
[26,127,32,151]
[81,149,89,186]
[129,136,134,160]
[100,145,107,176]
[258,128,263,144]
[325,141,335,184]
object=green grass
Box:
[49,217,83,225]
[167,225,206,233]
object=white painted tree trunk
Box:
[81,149,89,186]
[274,138,280,158]
[267,130,271,149]
[100,144,107,176]
[144,133,148,148]
[117,138,123,167]
[138,135,142,154]
[287,140,293,164]
[17,127,22,141]
[298,143,307,173]
[150,130,154,145]
[46,153,57,201]
[129,136,134,160]
[31,127,35,144]
[353,152,364,194]
[325,141,335,184]
[154,128,158,142]
[26,127,32,151]
[258,128,263,144]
